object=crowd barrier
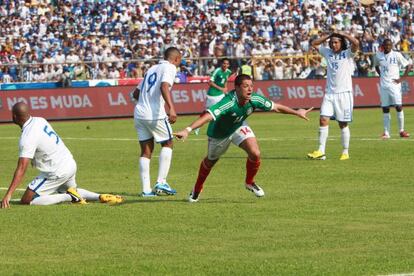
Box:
[0,77,413,122]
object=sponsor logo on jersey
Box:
[214,109,221,116]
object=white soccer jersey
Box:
[374,50,410,88]
[19,117,74,175]
[319,47,355,94]
[134,60,177,120]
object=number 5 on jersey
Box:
[43,125,60,144]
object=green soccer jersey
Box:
[206,90,273,138]
[207,68,232,96]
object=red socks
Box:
[245,158,261,185]
[194,158,212,193]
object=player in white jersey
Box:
[307,31,359,160]
[1,103,123,208]
[374,39,413,139]
[132,47,182,197]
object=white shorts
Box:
[207,123,255,160]
[320,91,354,122]
[28,160,77,196]
[206,94,225,109]
[380,85,402,107]
[134,117,173,143]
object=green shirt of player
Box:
[207,68,232,97]
[206,90,273,138]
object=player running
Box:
[174,74,313,202]
[194,58,232,135]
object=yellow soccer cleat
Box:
[66,187,88,204]
[307,150,326,160]
[339,153,350,161]
[99,194,124,205]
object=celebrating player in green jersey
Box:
[174,74,313,202]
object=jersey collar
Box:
[22,116,33,131]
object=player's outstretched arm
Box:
[174,112,214,140]
[272,102,314,121]
[1,158,30,209]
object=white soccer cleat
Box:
[245,183,265,197]
[188,191,200,203]
[381,133,390,139]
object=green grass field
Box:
[1,108,414,275]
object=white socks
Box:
[397,111,404,132]
[77,188,100,201]
[157,147,172,184]
[30,194,72,205]
[318,126,329,154]
[139,147,173,192]
[139,157,151,193]
[341,126,350,155]
[383,113,391,135]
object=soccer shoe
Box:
[66,188,87,204]
[381,133,391,139]
[99,194,124,204]
[307,150,326,160]
[153,183,177,196]
[245,183,265,197]
[400,130,410,138]
[141,191,157,197]
[188,191,200,203]
[339,153,350,161]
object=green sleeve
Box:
[207,97,234,120]
[250,94,273,111]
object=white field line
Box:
[1,136,414,142]
[0,187,25,192]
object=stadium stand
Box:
[0,0,413,83]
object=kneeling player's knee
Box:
[20,197,32,205]
[382,107,390,113]
[395,105,403,112]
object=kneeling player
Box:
[1,103,123,209]
[174,74,313,202]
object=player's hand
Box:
[173,129,190,141]
[168,110,177,124]
[393,78,402,84]
[297,107,314,121]
[1,195,11,209]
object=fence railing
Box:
[1,52,413,84]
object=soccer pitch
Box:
[1,108,414,275]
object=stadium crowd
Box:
[0,0,413,83]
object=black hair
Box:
[235,74,252,86]
[329,33,348,51]
[164,47,180,60]
[382,38,392,46]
